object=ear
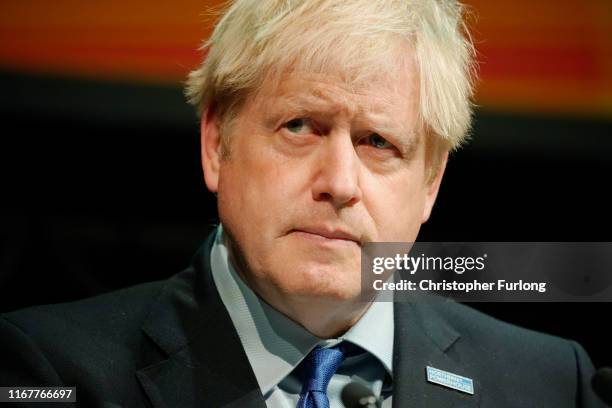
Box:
[200,104,222,193]
[421,151,448,223]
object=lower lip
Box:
[290,230,359,247]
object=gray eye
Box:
[285,118,308,133]
[367,133,392,149]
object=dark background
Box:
[1,71,611,369]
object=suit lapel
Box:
[136,232,266,408]
[393,300,481,407]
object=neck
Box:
[251,283,371,338]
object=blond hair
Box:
[186,0,477,160]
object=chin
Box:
[273,262,362,302]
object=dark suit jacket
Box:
[0,232,604,407]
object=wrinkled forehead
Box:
[250,39,420,116]
[253,71,418,123]
[239,60,422,154]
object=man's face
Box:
[201,57,445,305]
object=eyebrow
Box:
[262,88,420,156]
[275,91,353,119]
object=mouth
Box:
[289,227,362,247]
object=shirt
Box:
[210,225,394,407]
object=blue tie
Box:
[296,343,350,408]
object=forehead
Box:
[246,37,418,105]
[250,53,420,128]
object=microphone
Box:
[592,367,612,406]
[341,382,381,408]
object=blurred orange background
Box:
[1,0,611,117]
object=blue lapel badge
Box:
[426,366,474,395]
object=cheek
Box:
[216,136,307,242]
[363,169,428,242]
[217,162,273,277]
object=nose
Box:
[311,131,362,208]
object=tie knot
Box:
[300,343,351,394]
